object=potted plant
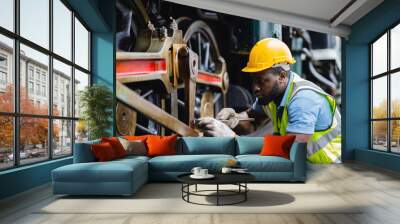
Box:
[79,84,113,140]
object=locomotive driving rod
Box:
[116,81,199,137]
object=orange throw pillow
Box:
[101,137,126,158]
[146,134,178,157]
[91,142,117,161]
[260,135,296,159]
[123,135,151,141]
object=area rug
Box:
[37,183,362,214]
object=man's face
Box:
[251,69,284,105]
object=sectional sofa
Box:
[52,137,307,196]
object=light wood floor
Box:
[1,162,400,224]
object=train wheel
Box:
[178,19,227,118]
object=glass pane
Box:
[0,0,14,31]
[0,34,14,112]
[53,0,72,60]
[74,18,89,70]
[74,69,89,118]
[391,24,400,70]
[53,119,72,157]
[0,116,14,170]
[372,76,387,119]
[53,59,72,117]
[20,0,49,49]
[372,121,388,151]
[372,33,387,76]
[391,72,400,118]
[391,120,400,153]
[75,120,88,143]
[20,44,49,115]
[20,117,49,165]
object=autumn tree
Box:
[0,85,14,150]
[0,84,60,152]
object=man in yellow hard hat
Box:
[198,38,341,164]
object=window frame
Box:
[0,0,92,171]
[370,21,400,154]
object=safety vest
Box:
[261,73,341,164]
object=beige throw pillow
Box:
[118,137,147,156]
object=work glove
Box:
[197,117,236,137]
[216,108,252,129]
[216,108,240,129]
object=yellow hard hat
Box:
[242,38,296,73]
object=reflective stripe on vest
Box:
[261,73,341,164]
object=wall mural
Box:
[115,0,342,162]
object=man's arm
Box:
[246,107,268,122]
[287,132,311,142]
[233,108,269,135]
[286,90,328,143]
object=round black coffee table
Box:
[177,173,255,206]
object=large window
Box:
[0,0,91,171]
[371,23,400,153]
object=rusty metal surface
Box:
[179,47,198,124]
[200,90,214,118]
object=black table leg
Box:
[245,183,247,201]
[181,184,183,199]
[187,184,190,202]
[217,184,219,206]
[179,181,252,206]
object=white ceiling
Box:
[165,0,384,37]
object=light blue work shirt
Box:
[252,72,333,135]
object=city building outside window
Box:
[28,81,34,94]
[35,70,40,81]
[0,0,91,170]
[28,66,34,79]
[35,83,40,95]
[0,54,6,67]
[0,71,7,88]
[0,54,7,88]
[41,73,46,83]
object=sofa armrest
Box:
[73,140,100,163]
[289,142,307,181]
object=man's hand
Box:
[197,117,236,137]
[216,108,237,120]
[216,108,248,129]
[216,108,238,128]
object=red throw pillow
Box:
[101,137,126,158]
[146,134,178,157]
[91,142,117,161]
[260,135,296,159]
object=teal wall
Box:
[0,0,116,200]
[70,0,116,135]
[91,0,116,136]
[1,0,399,200]
[344,0,400,171]
[0,158,72,199]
